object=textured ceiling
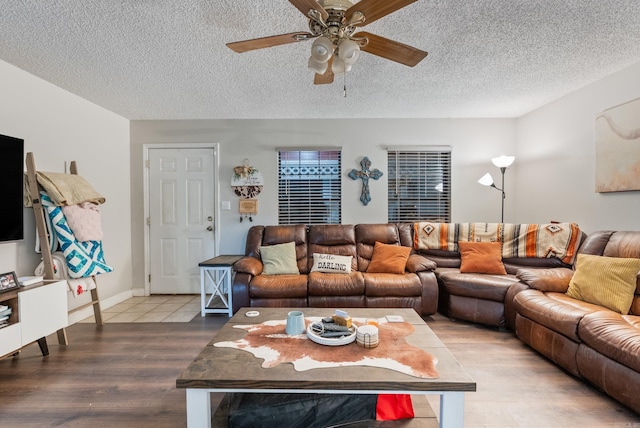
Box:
[1,1,640,120]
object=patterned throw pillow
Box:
[260,242,300,275]
[310,253,352,274]
[566,254,640,314]
[366,242,411,274]
[458,241,507,275]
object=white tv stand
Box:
[0,280,68,358]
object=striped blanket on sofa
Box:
[413,222,582,264]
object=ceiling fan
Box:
[226,0,428,85]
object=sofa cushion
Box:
[261,225,309,274]
[362,272,422,297]
[366,242,411,274]
[436,268,518,302]
[234,256,264,276]
[405,254,437,273]
[260,242,300,275]
[578,311,640,373]
[249,274,308,299]
[516,267,574,293]
[310,253,352,274]
[308,271,365,296]
[566,254,640,314]
[355,223,403,271]
[513,289,604,342]
[307,225,357,272]
[458,241,507,275]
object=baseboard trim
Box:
[68,289,134,325]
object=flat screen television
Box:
[0,134,24,242]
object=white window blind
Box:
[278,149,342,225]
[387,147,451,222]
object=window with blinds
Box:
[278,149,342,225]
[387,147,451,222]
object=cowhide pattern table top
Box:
[214,317,439,379]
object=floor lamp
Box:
[478,155,515,223]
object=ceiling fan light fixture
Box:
[311,36,334,62]
[331,55,351,74]
[308,56,329,74]
[338,39,360,65]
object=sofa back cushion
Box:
[307,224,357,272]
[247,225,309,274]
[578,231,640,315]
[355,223,405,271]
[602,231,640,314]
[260,242,300,275]
[366,241,411,274]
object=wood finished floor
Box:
[0,311,638,427]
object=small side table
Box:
[198,255,244,317]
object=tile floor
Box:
[80,294,201,323]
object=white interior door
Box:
[149,148,216,294]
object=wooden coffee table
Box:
[176,308,476,428]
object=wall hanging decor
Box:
[348,156,383,206]
[231,159,263,221]
[595,97,640,192]
[231,159,264,198]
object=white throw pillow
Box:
[311,253,352,274]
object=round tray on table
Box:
[306,323,357,346]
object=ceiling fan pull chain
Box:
[343,71,347,97]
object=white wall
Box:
[8,55,637,301]
[0,60,132,313]
[515,61,640,234]
[130,118,516,291]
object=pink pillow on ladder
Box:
[61,202,103,241]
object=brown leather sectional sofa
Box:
[413,222,584,329]
[418,248,573,329]
[232,223,439,315]
[233,223,640,413]
[512,230,640,412]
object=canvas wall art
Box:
[595,97,640,192]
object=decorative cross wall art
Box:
[348,156,383,206]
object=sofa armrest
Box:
[516,267,574,293]
[406,254,437,273]
[234,256,263,276]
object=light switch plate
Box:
[221,200,231,210]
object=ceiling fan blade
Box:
[314,57,334,84]
[227,32,313,53]
[289,0,328,20]
[346,0,419,26]
[358,31,427,67]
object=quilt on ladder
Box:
[40,191,113,278]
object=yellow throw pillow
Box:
[366,242,411,274]
[260,242,300,275]
[458,241,507,275]
[566,254,640,314]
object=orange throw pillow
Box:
[458,241,507,275]
[367,242,411,274]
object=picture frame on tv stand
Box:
[0,271,20,294]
